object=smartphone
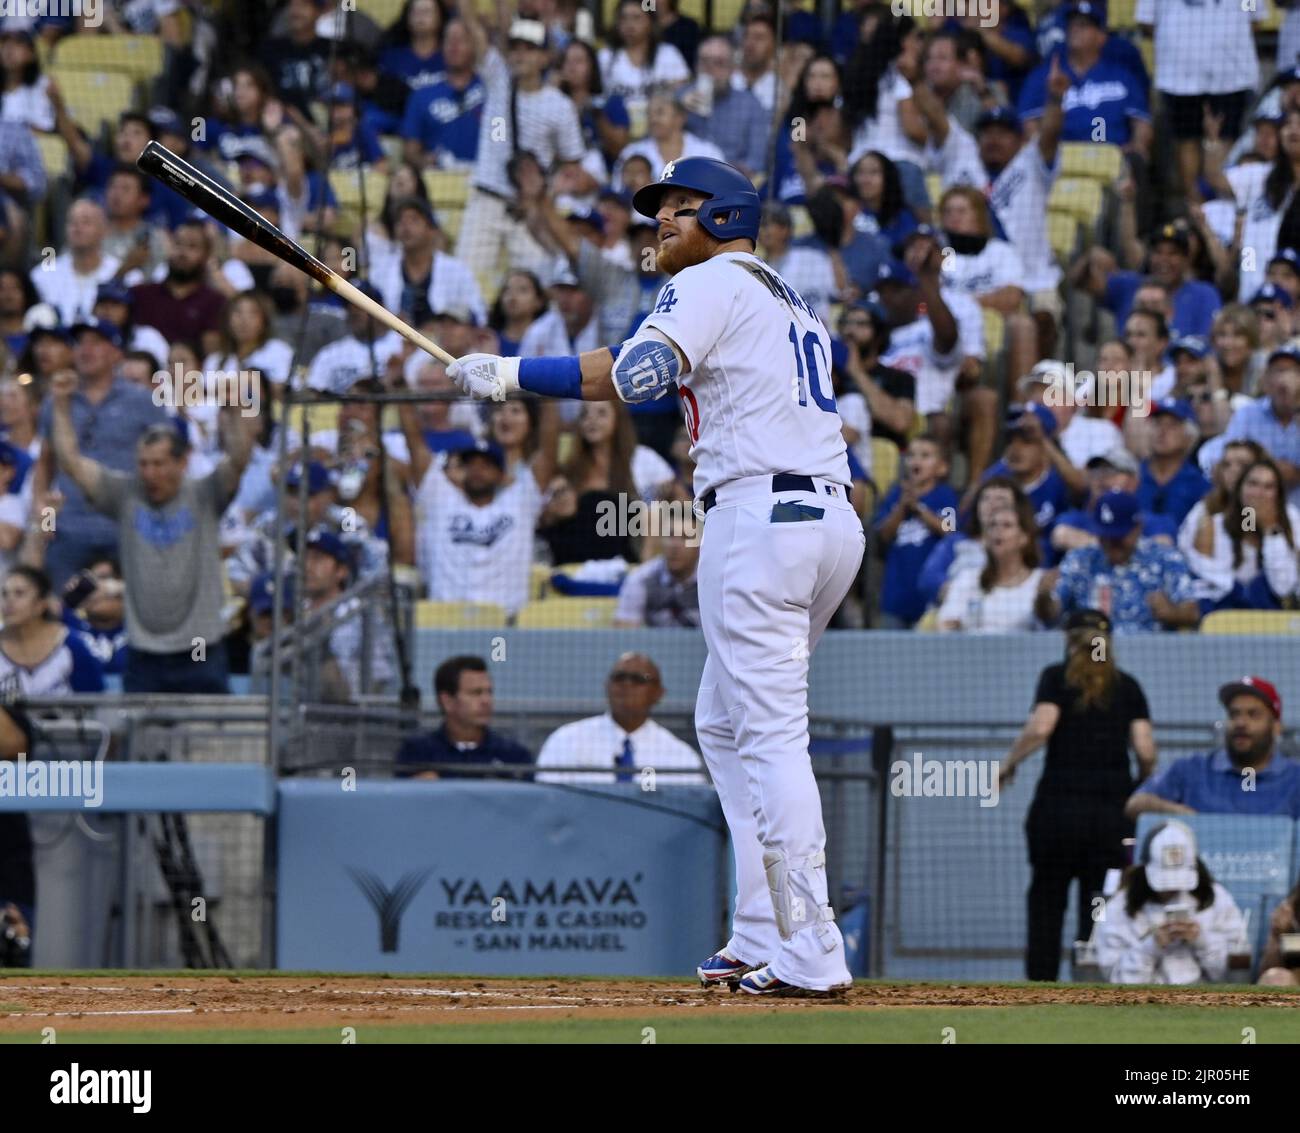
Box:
[62,570,98,610]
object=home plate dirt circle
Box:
[0,977,1294,1035]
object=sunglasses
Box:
[1255,308,1278,320]
[609,671,656,685]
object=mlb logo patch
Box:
[1160,845,1187,868]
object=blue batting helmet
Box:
[632,157,761,244]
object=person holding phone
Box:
[1094,820,1246,985]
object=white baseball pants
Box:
[694,474,866,990]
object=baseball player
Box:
[448,156,864,995]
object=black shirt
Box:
[1032,663,1150,800]
[395,725,532,780]
[260,36,332,113]
[541,490,636,565]
[868,363,916,449]
[0,705,35,907]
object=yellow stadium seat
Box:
[1199,610,1300,635]
[925,172,942,208]
[424,169,470,210]
[415,600,508,628]
[33,132,68,178]
[358,0,406,27]
[515,598,618,628]
[329,168,389,225]
[1047,211,1080,262]
[303,401,341,436]
[1108,0,1138,28]
[789,203,813,239]
[982,307,1006,358]
[871,437,900,492]
[1138,37,1154,78]
[1048,177,1104,224]
[1059,142,1122,184]
[1258,0,1284,33]
[48,68,136,139]
[438,206,464,243]
[914,608,940,632]
[53,34,163,83]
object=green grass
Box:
[3,1005,1299,1045]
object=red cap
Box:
[1219,676,1282,720]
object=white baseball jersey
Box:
[880,287,985,416]
[415,464,544,615]
[642,251,851,498]
[1136,0,1264,96]
[306,331,404,394]
[940,238,1025,299]
[932,131,1062,293]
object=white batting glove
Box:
[446,353,520,401]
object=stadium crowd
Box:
[0,0,1293,702]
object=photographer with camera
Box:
[1094,820,1246,985]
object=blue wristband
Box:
[518,355,584,399]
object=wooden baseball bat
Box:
[136,140,455,367]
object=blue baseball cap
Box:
[851,295,889,324]
[565,205,605,234]
[327,82,356,105]
[1068,0,1106,25]
[1090,490,1141,539]
[285,461,332,495]
[1169,334,1210,359]
[95,280,133,307]
[1250,282,1294,309]
[242,185,279,211]
[69,317,124,349]
[875,259,918,289]
[454,438,506,469]
[1151,397,1194,423]
[1269,247,1300,273]
[147,106,183,135]
[304,528,353,569]
[975,106,1022,133]
[1267,343,1300,367]
[1007,401,1057,438]
[248,571,294,616]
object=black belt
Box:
[700,473,843,514]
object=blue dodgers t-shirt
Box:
[1103,272,1222,338]
[982,461,1074,540]
[330,122,386,170]
[401,77,487,165]
[378,45,446,90]
[1137,459,1211,526]
[873,481,961,623]
[1035,11,1150,94]
[1133,749,1300,817]
[1018,55,1149,145]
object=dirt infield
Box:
[0,975,1295,1036]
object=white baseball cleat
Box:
[736,965,851,998]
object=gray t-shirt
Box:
[86,468,234,654]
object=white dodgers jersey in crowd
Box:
[642,251,851,498]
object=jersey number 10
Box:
[789,323,836,413]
